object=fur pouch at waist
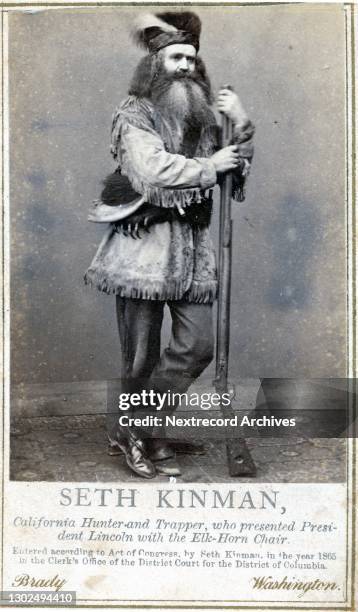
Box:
[88,169,145,223]
[114,198,213,238]
[101,169,140,205]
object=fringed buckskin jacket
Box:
[85,96,254,303]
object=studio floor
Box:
[10,413,346,483]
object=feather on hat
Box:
[131,11,201,53]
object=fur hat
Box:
[131,11,201,53]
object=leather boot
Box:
[108,437,206,459]
[108,430,156,479]
[145,439,182,476]
[145,438,175,461]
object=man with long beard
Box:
[85,11,255,478]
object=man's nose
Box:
[177,58,189,72]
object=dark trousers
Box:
[114,297,214,438]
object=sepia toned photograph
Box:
[1,2,356,608]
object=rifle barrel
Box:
[214,102,257,477]
[215,113,233,391]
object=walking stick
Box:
[214,87,256,476]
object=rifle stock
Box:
[214,101,256,477]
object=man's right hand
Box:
[210,145,240,174]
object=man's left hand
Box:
[217,88,248,127]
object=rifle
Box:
[214,88,256,476]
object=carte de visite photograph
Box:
[7,3,351,484]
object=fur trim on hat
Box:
[131,11,201,53]
[155,12,201,40]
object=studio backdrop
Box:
[9,4,347,386]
